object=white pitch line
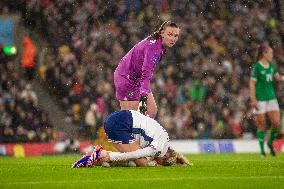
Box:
[189,159,284,162]
[2,176,284,185]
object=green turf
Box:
[0,153,283,189]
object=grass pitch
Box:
[0,153,283,189]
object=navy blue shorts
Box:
[104,110,135,144]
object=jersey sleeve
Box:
[140,47,160,96]
[150,135,170,157]
[250,64,258,80]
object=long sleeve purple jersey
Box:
[114,37,165,98]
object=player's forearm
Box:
[275,73,284,82]
[108,146,155,162]
[249,79,256,100]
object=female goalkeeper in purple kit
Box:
[114,21,180,118]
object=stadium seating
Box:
[4,0,284,140]
[0,61,56,143]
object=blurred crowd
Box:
[0,53,55,143]
[3,0,284,140]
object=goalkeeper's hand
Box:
[138,96,147,115]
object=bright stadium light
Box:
[3,45,17,56]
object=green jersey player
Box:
[250,44,282,157]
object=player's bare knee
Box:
[271,121,280,129]
[256,120,266,130]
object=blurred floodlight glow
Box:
[3,45,17,56]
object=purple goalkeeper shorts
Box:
[114,73,140,101]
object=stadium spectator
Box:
[21,36,36,80]
[84,103,98,137]
[21,84,38,105]
[188,79,206,102]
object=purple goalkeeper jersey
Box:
[114,37,165,99]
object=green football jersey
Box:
[250,61,277,101]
